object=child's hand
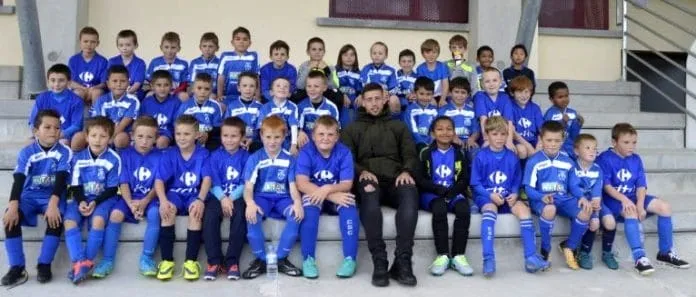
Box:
[291,200,304,222]
[542,194,554,204]
[188,199,205,221]
[562,113,570,123]
[359,170,378,183]
[505,194,518,206]
[327,192,356,208]
[308,186,331,205]
[637,206,647,221]
[78,201,91,216]
[590,199,601,211]
[578,198,592,213]
[343,95,351,108]
[2,201,19,230]
[44,203,62,229]
[199,132,209,144]
[489,193,504,206]
[245,201,263,224]
[290,144,299,156]
[452,137,464,146]
[407,92,416,102]
[241,138,252,150]
[620,196,636,215]
[221,197,234,217]
[85,201,97,216]
[159,200,176,222]
[466,138,479,150]
[505,141,516,153]
[297,131,309,148]
[130,200,144,220]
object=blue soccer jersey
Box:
[68,52,109,88]
[396,70,417,101]
[225,98,263,139]
[176,98,223,133]
[470,147,521,197]
[71,148,122,201]
[512,101,544,146]
[29,89,85,139]
[523,150,574,203]
[596,148,647,200]
[146,56,189,90]
[119,146,161,200]
[260,62,297,100]
[403,102,438,145]
[474,91,514,121]
[15,142,72,199]
[156,146,212,196]
[210,147,249,197]
[296,141,353,188]
[438,101,479,142]
[140,94,181,140]
[91,92,140,128]
[544,106,582,155]
[360,63,398,94]
[336,67,363,103]
[108,55,147,98]
[189,55,221,92]
[428,146,457,187]
[416,62,449,97]
[243,149,296,199]
[218,51,260,96]
[568,162,603,200]
[257,99,299,149]
[297,98,340,135]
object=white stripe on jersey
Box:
[248,157,291,185]
[528,158,573,186]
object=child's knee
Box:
[92,216,106,230]
[70,132,87,151]
[156,136,170,149]
[109,210,125,223]
[589,218,600,231]
[578,208,592,221]
[177,92,189,101]
[653,199,672,215]
[388,96,401,113]
[64,220,78,229]
[602,216,616,230]
[515,145,527,159]
[114,132,130,148]
[74,88,88,100]
[542,205,556,219]
[481,203,498,213]
[187,216,202,230]
[512,203,530,219]
[89,88,103,100]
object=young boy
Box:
[260,40,297,101]
[257,77,299,155]
[544,81,582,158]
[524,121,590,270]
[225,72,264,152]
[29,63,86,151]
[68,26,109,105]
[475,46,506,92]
[140,70,182,149]
[360,42,401,114]
[92,116,161,278]
[146,32,189,101]
[108,29,146,99]
[415,116,472,276]
[242,116,304,279]
[473,67,515,151]
[190,32,221,99]
[568,134,618,270]
[91,65,140,149]
[503,44,536,97]
[470,116,548,277]
[509,76,543,160]
[416,39,449,106]
[217,27,260,100]
[402,77,438,152]
[202,117,249,281]
[297,71,340,148]
[1,110,71,287]
[438,77,479,159]
[154,115,213,281]
[445,34,479,94]
[64,116,121,284]
[297,115,358,279]
[597,123,690,275]
[176,73,223,150]
[395,49,418,111]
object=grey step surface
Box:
[589,128,684,149]
[582,112,685,129]
[0,235,694,297]
[535,95,640,113]
[0,66,22,99]
[536,79,641,96]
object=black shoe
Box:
[241,259,266,279]
[1,266,28,287]
[635,257,655,276]
[37,263,52,283]
[540,248,550,262]
[657,251,690,269]
[389,256,417,286]
[371,259,389,287]
[277,258,302,277]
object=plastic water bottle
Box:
[266,244,278,280]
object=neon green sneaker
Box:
[183,260,201,281]
[156,260,175,281]
[450,255,474,276]
[429,255,450,276]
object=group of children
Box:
[1,25,691,288]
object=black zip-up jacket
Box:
[416,143,471,201]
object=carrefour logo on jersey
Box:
[313,170,335,183]
[487,110,502,117]
[79,71,95,84]
[156,113,169,127]
[180,171,198,187]
[226,166,240,181]
[435,165,452,178]
[617,168,632,182]
[518,117,532,129]
[134,167,152,181]
[489,171,507,184]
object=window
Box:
[330,0,469,24]
[539,0,609,30]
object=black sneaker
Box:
[241,259,266,279]
[1,266,28,287]
[635,257,655,276]
[657,251,690,269]
[371,259,389,287]
[37,263,52,283]
[540,248,550,262]
[389,256,417,286]
[277,258,302,277]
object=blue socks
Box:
[4,237,25,267]
[246,214,267,260]
[277,215,300,259]
[85,229,105,261]
[65,227,84,263]
[300,206,321,259]
[657,216,673,254]
[338,205,359,260]
[102,222,122,262]
[567,218,589,250]
[624,218,646,261]
[539,217,555,253]
[481,210,497,260]
[143,208,161,258]
[519,218,536,258]
[37,235,60,265]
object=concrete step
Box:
[535,95,640,113]
[588,128,683,149]
[537,79,641,96]
[0,66,21,99]
[0,98,33,117]
[582,112,684,129]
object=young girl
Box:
[503,44,537,97]
[335,44,362,127]
[415,116,473,276]
[294,37,343,109]
[107,30,146,99]
[359,42,401,114]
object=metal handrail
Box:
[629,1,696,37]
[662,0,696,18]
[625,50,696,103]
[625,15,696,58]
[625,66,696,120]
[625,32,696,81]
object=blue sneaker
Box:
[92,260,114,278]
[482,258,496,278]
[72,260,93,284]
[139,256,157,277]
[336,257,357,278]
[525,255,550,273]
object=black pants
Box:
[357,179,419,261]
[203,198,247,267]
[429,198,470,256]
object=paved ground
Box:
[2,234,695,297]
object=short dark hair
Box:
[47,63,71,80]
[200,32,219,48]
[222,116,247,137]
[510,44,528,58]
[574,133,597,148]
[132,115,158,131]
[548,81,569,98]
[477,45,494,58]
[449,77,471,93]
[269,40,290,56]
[194,72,213,85]
[85,116,115,138]
[151,70,172,84]
[107,65,129,80]
[371,41,388,55]
[271,76,291,87]
[175,114,199,132]
[540,120,565,138]
[449,34,468,48]
[414,77,435,92]
[161,32,180,46]
[79,26,99,39]
[232,26,251,39]
[307,70,327,84]
[398,49,416,62]
[238,71,259,87]
[362,82,383,96]
[116,29,138,46]
[429,115,454,134]
[33,109,61,129]
[306,37,325,51]
[611,123,637,140]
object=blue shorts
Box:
[604,194,657,222]
[474,194,512,213]
[255,194,295,220]
[420,192,466,212]
[165,191,200,216]
[18,196,66,227]
[111,196,158,224]
[64,197,117,226]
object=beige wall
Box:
[537,35,622,81]
[0,0,21,66]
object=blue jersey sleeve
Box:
[132,59,146,84]
[511,156,521,194]
[591,170,603,198]
[69,155,80,186]
[474,93,487,119]
[242,153,259,184]
[212,104,223,128]
[91,96,104,117]
[14,147,31,176]
[107,155,121,188]
[156,151,174,183]
[597,155,614,186]
[295,148,312,178]
[523,156,544,202]
[469,155,488,197]
[635,157,647,188]
[28,96,43,128]
[501,97,514,122]
[568,168,583,199]
[119,155,130,185]
[288,106,299,128]
[260,65,272,100]
[57,146,72,173]
[534,104,544,134]
[287,157,297,183]
[339,148,354,182]
[288,65,298,94]
[125,97,139,119]
[201,158,212,180]
[387,70,398,93]
[65,98,85,138]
